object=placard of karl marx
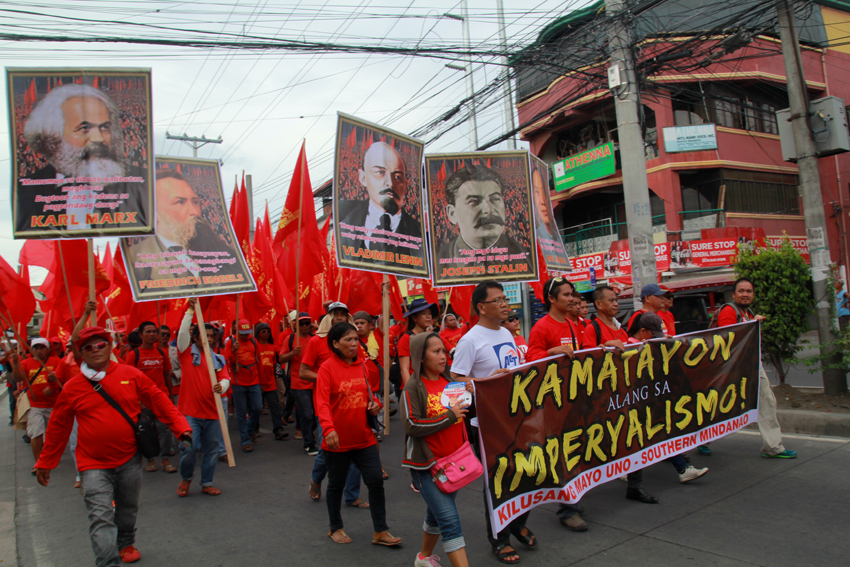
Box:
[18,83,147,232]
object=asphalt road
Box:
[2,398,849,567]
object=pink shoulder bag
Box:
[430,418,483,494]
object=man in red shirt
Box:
[11,337,67,466]
[626,284,670,336]
[657,286,676,336]
[176,300,231,497]
[280,312,317,454]
[124,321,177,473]
[255,322,288,440]
[225,319,263,452]
[583,286,629,351]
[706,277,796,459]
[35,327,191,566]
[277,311,296,427]
[527,277,580,363]
[501,310,527,363]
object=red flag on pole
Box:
[0,257,35,329]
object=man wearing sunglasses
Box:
[500,310,527,363]
[35,326,191,566]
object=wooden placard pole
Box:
[57,243,77,329]
[87,239,95,326]
[382,274,390,435]
[194,304,236,467]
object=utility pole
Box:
[460,0,478,150]
[496,0,516,149]
[605,0,657,309]
[165,131,223,158]
[776,0,846,394]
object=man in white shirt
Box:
[450,281,532,565]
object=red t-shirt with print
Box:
[422,376,464,459]
[123,346,172,395]
[257,343,277,392]
[21,356,67,409]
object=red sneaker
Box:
[120,546,141,563]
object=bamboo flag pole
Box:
[194,303,236,467]
[98,294,115,329]
[57,243,77,329]
[382,274,390,435]
[87,239,95,326]
[294,143,305,348]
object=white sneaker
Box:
[679,465,708,483]
[414,553,441,567]
[618,475,628,482]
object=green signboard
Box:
[552,141,615,191]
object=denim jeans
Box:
[231,384,262,446]
[152,416,176,458]
[291,389,316,448]
[280,372,295,422]
[311,421,361,504]
[180,416,222,486]
[218,398,229,457]
[411,468,465,552]
[260,389,283,432]
[326,444,386,533]
[80,452,143,567]
[668,454,688,473]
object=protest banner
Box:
[7,68,154,239]
[426,151,538,286]
[529,154,571,274]
[333,113,428,278]
[119,157,256,301]
[474,322,760,536]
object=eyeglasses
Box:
[82,341,109,353]
[507,316,518,322]
[480,297,509,306]
[298,320,311,326]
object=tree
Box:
[735,238,812,384]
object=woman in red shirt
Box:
[315,322,401,547]
[402,333,470,567]
[398,298,440,388]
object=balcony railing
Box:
[562,214,666,257]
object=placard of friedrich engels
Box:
[119,157,256,302]
[7,68,154,239]
[333,113,429,278]
[530,154,571,274]
[425,151,538,287]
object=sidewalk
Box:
[0,388,19,567]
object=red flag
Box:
[228,181,239,225]
[105,246,133,317]
[388,275,404,321]
[437,161,447,187]
[411,278,439,307]
[93,77,99,89]
[233,174,251,259]
[19,240,55,269]
[24,79,37,114]
[274,143,326,309]
[0,257,35,330]
[529,241,550,305]
[347,128,356,148]
[449,285,476,322]
[39,241,111,329]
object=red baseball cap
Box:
[74,327,112,350]
[237,319,252,334]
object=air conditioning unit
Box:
[777,96,850,162]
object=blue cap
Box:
[640,283,666,298]
[298,312,311,320]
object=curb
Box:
[775,409,850,438]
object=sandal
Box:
[515,527,537,549]
[309,480,321,501]
[242,444,253,453]
[346,498,370,509]
[201,486,222,496]
[493,544,520,564]
[163,464,177,473]
[329,529,352,544]
[177,480,191,497]
[382,469,389,480]
[145,463,159,472]
[371,531,402,547]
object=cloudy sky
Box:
[0,0,590,284]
